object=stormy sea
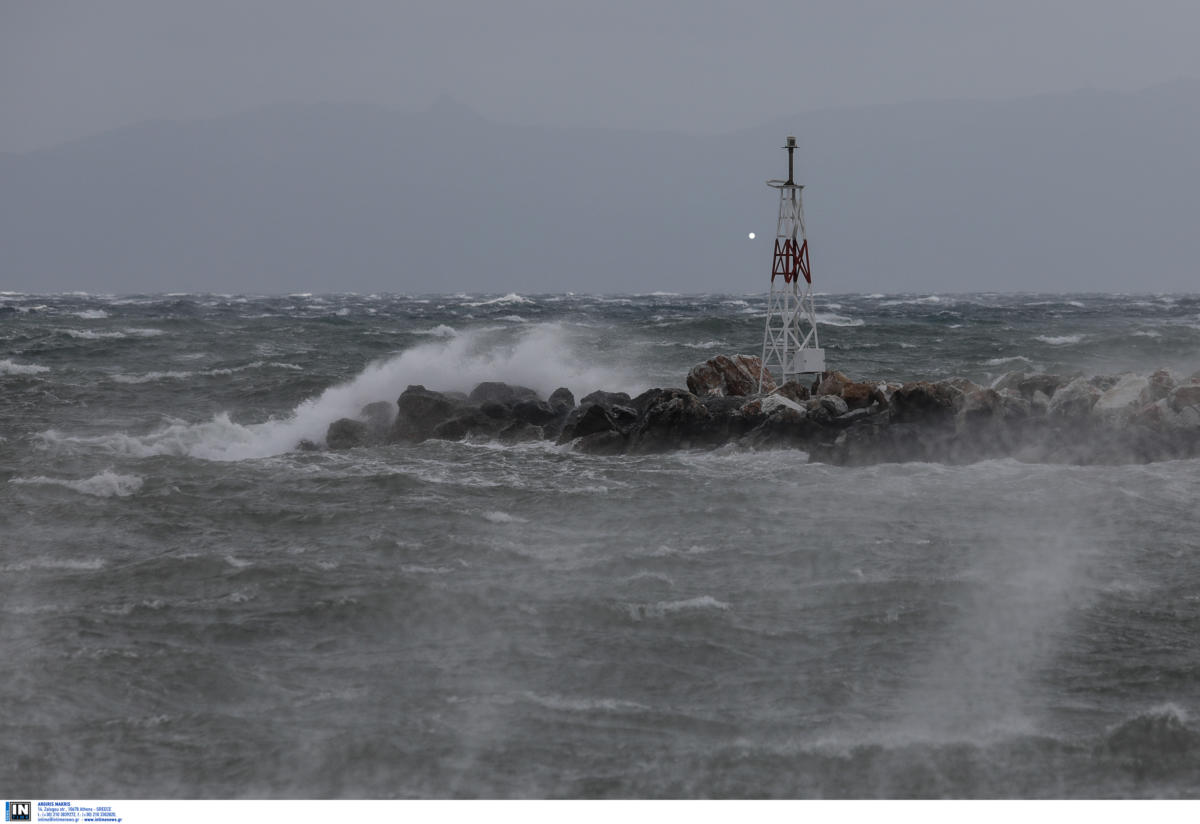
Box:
[3,290,1200,799]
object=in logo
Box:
[5,802,30,822]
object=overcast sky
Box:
[4,0,1200,152]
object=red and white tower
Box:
[760,135,824,391]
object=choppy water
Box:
[3,291,1200,797]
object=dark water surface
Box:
[3,291,1200,797]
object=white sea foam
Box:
[498,315,526,323]
[816,313,865,327]
[1035,334,1084,345]
[523,692,650,713]
[419,324,458,337]
[62,327,163,340]
[110,361,303,383]
[40,323,638,461]
[465,293,534,307]
[0,359,50,375]
[626,595,731,619]
[1132,330,1163,338]
[73,309,109,319]
[482,510,527,524]
[10,470,143,497]
[984,356,1033,366]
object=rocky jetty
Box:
[318,355,1200,466]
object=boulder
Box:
[548,387,575,412]
[511,398,560,426]
[1017,373,1070,400]
[889,381,961,425]
[686,354,775,397]
[391,385,464,442]
[360,401,395,439]
[326,417,370,450]
[468,381,538,406]
[1169,384,1200,413]
[813,370,853,397]
[575,430,629,455]
[579,390,633,410]
[558,403,622,443]
[631,391,716,453]
[776,380,811,404]
[1046,377,1101,421]
[1094,373,1150,426]
[807,394,849,423]
[1141,368,1176,405]
[842,380,886,410]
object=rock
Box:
[959,388,1004,427]
[511,398,559,425]
[631,391,716,453]
[1141,368,1176,405]
[1169,384,1200,413]
[295,439,321,452]
[1046,377,1101,421]
[468,381,538,406]
[360,401,395,436]
[579,390,633,409]
[889,381,961,425]
[807,394,849,422]
[776,380,810,404]
[391,385,464,442]
[611,404,640,427]
[326,417,370,450]
[943,376,983,396]
[814,370,853,397]
[842,381,885,411]
[432,417,470,441]
[1094,373,1150,425]
[558,403,621,443]
[746,406,818,449]
[991,370,1027,394]
[1017,373,1070,400]
[686,354,775,397]
[549,387,575,411]
[632,387,695,415]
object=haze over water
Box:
[3,290,1200,797]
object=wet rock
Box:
[1094,374,1150,426]
[295,439,321,452]
[1141,368,1176,405]
[813,370,853,398]
[889,381,961,425]
[1169,384,1200,413]
[1016,373,1070,400]
[686,354,775,397]
[775,380,810,404]
[558,403,622,443]
[360,401,395,441]
[807,394,849,423]
[468,381,538,406]
[579,390,633,410]
[327,417,370,450]
[512,398,559,426]
[391,385,464,442]
[631,391,717,453]
[1046,377,1101,421]
[549,387,575,411]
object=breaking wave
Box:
[11,470,144,498]
[39,324,637,462]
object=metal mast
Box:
[759,135,824,391]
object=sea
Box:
[2,290,1200,798]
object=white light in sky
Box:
[748,232,755,239]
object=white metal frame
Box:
[759,179,823,391]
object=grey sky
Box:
[4,0,1200,152]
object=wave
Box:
[0,359,50,375]
[1035,334,1085,345]
[61,327,164,340]
[109,361,304,383]
[816,313,865,327]
[40,323,639,461]
[984,355,1033,366]
[465,293,535,307]
[523,692,650,714]
[10,470,143,498]
[418,324,458,337]
[73,309,109,319]
[624,595,730,620]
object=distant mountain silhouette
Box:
[2,84,1198,293]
